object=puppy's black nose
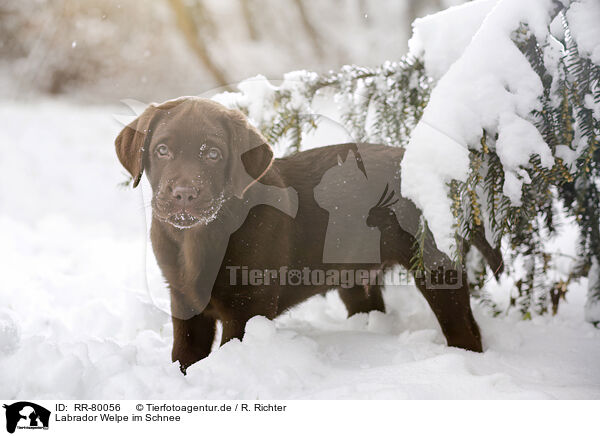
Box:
[171,186,197,203]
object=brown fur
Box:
[115,97,500,373]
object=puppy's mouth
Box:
[153,191,228,229]
[166,212,201,229]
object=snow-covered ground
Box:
[0,100,599,399]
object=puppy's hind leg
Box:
[338,284,385,317]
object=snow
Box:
[233,75,278,125]
[555,144,579,170]
[401,0,556,254]
[212,72,317,129]
[399,121,470,254]
[0,100,599,399]
[408,0,498,80]
[496,113,554,206]
[567,0,600,65]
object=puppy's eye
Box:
[156,144,169,157]
[207,147,222,161]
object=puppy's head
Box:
[115,97,273,229]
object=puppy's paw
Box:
[179,363,188,375]
[172,346,209,375]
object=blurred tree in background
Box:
[0,0,462,102]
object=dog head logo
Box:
[3,402,50,433]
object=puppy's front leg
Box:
[171,312,216,374]
[151,222,216,373]
[219,291,279,345]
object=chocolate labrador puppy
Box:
[115,97,502,373]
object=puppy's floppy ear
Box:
[228,111,274,198]
[114,104,160,188]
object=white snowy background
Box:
[0,99,599,399]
